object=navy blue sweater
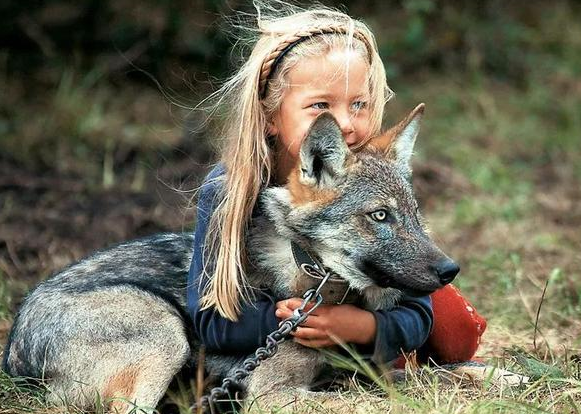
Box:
[187,165,433,363]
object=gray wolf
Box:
[2,104,460,412]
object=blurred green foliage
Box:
[1,0,580,179]
[0,275,10,321]
[3,0,580,81]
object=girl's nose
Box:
[336,112,356,143]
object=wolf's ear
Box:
[299,113,349,188]
[372,103,424,176]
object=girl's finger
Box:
[276,298,320,313]
[291,326,327,340]
[274,307,314,321]
[275,308,292,319]
[275,309,324,328]
[293,338,334,348]
[276,298,302,309]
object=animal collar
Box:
[290,241,358,305]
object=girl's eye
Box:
[369,209,390,222]
[311,102,329,110]
[351,101,367,111]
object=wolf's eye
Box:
[370,209,389,222]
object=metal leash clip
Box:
[286,288,324,327]
[283,264,331,328]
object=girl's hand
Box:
[275,298,377,348]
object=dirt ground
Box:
[0,154,202,320]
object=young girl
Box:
[187,4,485,368]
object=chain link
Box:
[195,266,330,413]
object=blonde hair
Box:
[199,2,393,320]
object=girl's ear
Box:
[368,103,425,176]
[298,113,349,188]
[267,120,279,137]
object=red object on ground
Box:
[394,284,487,368]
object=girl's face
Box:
[270,49,372,183]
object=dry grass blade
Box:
[533,273,552,352]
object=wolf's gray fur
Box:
[2,104,459,412]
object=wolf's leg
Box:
[245,341,324,398]
[246,389,359,413]
[103,352,190,414]
[47,335,190,414]
[34,289,190,413]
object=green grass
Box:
[2,361,580,414]
[0,371,48,413]
[239,345,581,413]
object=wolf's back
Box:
[2,232,194,378]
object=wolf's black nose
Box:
[433,259,460,285]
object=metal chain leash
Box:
[195,262,332,414]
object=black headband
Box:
[260,36,312,99]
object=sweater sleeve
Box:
[363,295,433,364]
[186,165,280,354]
